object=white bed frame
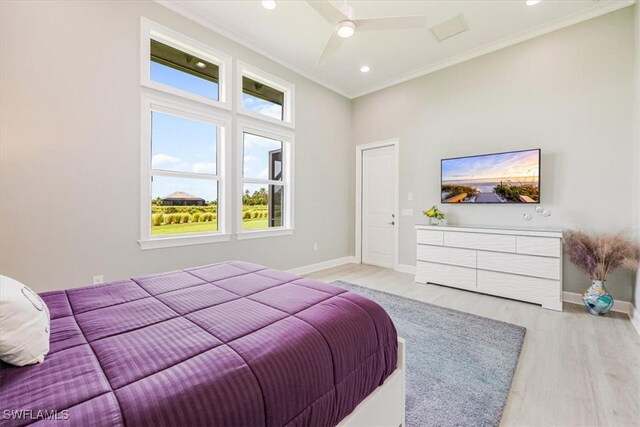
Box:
[338,338,406,427]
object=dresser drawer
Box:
[444,231,516,253]
[417,230,444,245]
[477,270,560,304]
[477,251,560,280]
[416,261,476,291]
[516,236,561,257]
[416,245,476,268]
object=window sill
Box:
[236,228,294,240]
[139,233,232,250]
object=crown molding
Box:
[155,0,635,100]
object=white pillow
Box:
[0,275,50,366]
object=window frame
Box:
[139,93,231,250]
[236,118,295,240]
[237,61,295,128]
[141,18,232,111]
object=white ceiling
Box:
[157,0,635,98]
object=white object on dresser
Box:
[415,225,563,311]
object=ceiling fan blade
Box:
[305,0,348,25]
[355,15,428,32]
[316,32,345,67]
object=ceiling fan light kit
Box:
[336,21,356,38]
[306,0,428,66]
[261,0,277,10]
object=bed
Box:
[0,261,404,426]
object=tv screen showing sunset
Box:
[441,149,540,204]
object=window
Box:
[140,20,296,247]
[141,18,231,109]
[242,76,283,121]
[150,111,219,237]
[237,120,294,239]
[237,62,295,127]
[151,40,219,101]
[140,96,231,249]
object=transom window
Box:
[237,61,295,127]
[150,40,220,101]
[141,18,231,109]
[242,76,284,121]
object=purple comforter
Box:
[1,261,397,426]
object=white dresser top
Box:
[415,223,563,238]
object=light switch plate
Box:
[407,193,413,201]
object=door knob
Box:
[388,221,395,225]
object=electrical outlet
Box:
[313,243,318,251]
[93,275,104,285]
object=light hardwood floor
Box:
[306,263,640,427]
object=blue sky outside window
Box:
[151,62,219,100]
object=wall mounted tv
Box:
[441,149,540,204]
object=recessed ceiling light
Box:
[526,0,541,5]
[360,65,370,73]
[336,21,356,38]
[262,0,277,10]
[195,61,206,69]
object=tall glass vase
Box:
[582,280,614,316]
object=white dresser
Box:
[415,224,563,311]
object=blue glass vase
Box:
[582,280,614,316]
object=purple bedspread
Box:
[0,261,397,426]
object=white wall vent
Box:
[430,15,468,42]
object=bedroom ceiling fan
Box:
[306,0,428,66]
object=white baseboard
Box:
[288,256,357,276]
[630,306,640,337]
[562,291,588,311]
[396,264,417,275]
[563,291,639,336]
[562,291,632,314]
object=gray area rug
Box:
[332,281,526,427]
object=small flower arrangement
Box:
[423,206,445,224]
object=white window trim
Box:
[140,18,232,111]
[236,118,295,240]
[236,61,295,129]
[139,93,232,250]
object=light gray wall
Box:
[634,3,640,308]
[1,2,637,302]
[0,0,354,292]
[352,7,637,301]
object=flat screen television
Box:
[441,149,540,204]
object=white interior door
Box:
[361,145,396,268]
